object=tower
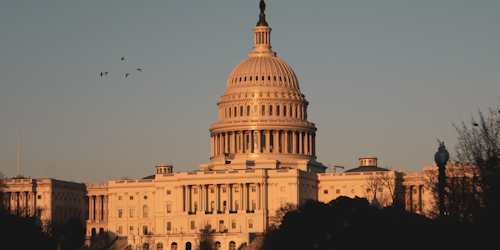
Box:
[200,0,325,173]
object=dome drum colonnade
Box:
[206,1,322,171]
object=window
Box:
[143,205,148,217]
[194,189,198,194]
[223,188,227,193]
[235,188,239,193]
[191,221,195,230]
[144,195,147,199]
[143,225,148,235]
[215,242,221,250]
[171,242,178,250]
[143,243,149,250]
[194,202,198,211]
[235,200,239,210]
[118,209,123,218]
[157,243,163,250]
[167,190,171,195]
[167,222,171,231]
[252,200,256,210]
[186,242,192,250]
[211,188,214,193]
[252,187,256,192]
[249,219,253,228]
[262,105,265,115]
[240,106,243,116]
[118,196,122,200]
[207,220,212,230]
[167,204,172,213]
[231,219,236,229]
[247,106,250,116]
[270,105,273,116]
[277,105,280,116]
[130,196,134,200]
[234,107,237,117]
[130,209,134,218]
[324,190,328,194]
[130,226,134,235]
[211,201,215,212]
[280,186,285,191]
[283,106,286,116]
[118,226,123,235]
[37,195,41,199]
[281,201,286,208]
[336,189,340,194]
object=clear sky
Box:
[1,0,499,183]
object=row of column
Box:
[4,191,36,217]
[181,183,266,214]
[407,185,423,213]
[220,103,306,120]
[211,130,315,157]
[88,195,108,221]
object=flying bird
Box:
[137,69,141,72]
[121,57,125,60]
[105,71,109,75]
[125,73,130,78]
[473,123,479,126]
[100,72,103,77]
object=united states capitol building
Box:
[2,2,433,250]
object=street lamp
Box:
[434,142,449,221]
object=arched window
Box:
[240,106,243,116]
[234,107,237,117]
[300,105,303,119]
[269,105,273,116]
[283,106,286,116]
[247,106,250,116]
[249,76,252,81]
[215,242,221,250]
[185,242,192,250]
[171,242,177,250]
[262,105,265,116]
[157,243,163,250]
[229,241,236,250]
[262,76,264,81]
[277,105,280,116]
[295,106,298,117]
[143,243,149,250]
[143,205,148,217]
[229,108,231,118]
[289,105,292,117]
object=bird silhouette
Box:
[473,123,479,126]
[125,73,130,78]
[137,69,141,72]
[105,71,109,75]
[121,57,125,61]
[100,72,103,77]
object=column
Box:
[265,130,270,153]
[242,131,246,153]
[251,130,255,153]
[292,131,297,154]
[226,184,230,213]
[312,132,316,156]
[257,130,261,153]
[239,183,244,211]
[219,134,223,156]
[308,132,312,155]
[276,131,280,153]
[211,134,214,156]
[299,131,303,154]
[216,185,220,212]
[224,133,228,154]
[285,131,289,153]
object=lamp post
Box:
[434,142,449,221]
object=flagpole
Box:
[18,134,20,178]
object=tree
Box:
[430,106,500,225]
[268,202,297,229]
[364,170,403,208]
[196,225,215,250]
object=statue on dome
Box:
[257,0,268,26]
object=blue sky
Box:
[1,0,499,183]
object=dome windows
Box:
[277,105,280,116]
[269,105,273,116]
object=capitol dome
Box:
[200,0,325,173]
